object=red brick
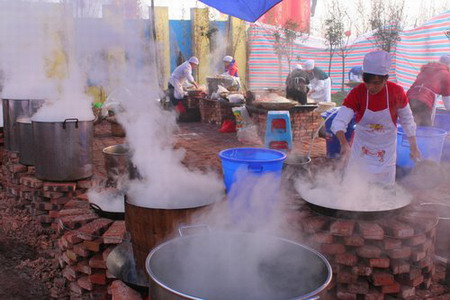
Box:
[43,182,77,192]
[383,220,414,238]
[398,285,415,298]
[77,218,113,241]
[421,276,432,289]
[335,253,358,266]
[420,239,433,253]
[73,243,91,257]
[330,220,355,237]
[415,289,433,299]
[407,234,427,246]
[49,210,60,218]
[303,216,329,233]
[77,276,93,291]
[371,271,395,286]
[9,164,27,173]
[75,260,92,275]
[63,265,77,281]
[391,260,410,274]
[356,245,381,258]
[58,214,98,230]
[364,288,384,300]
[89,271,106,285]
[399,214,438,232]
[37,215,53,224]
[369,257,390,268]
[42,191,65,199]
[106,270,116,279]
[398,274,424,287]
[65,249,80,263]
[102,221,126,244]
[64,199,90,208]
[110,280,142,300]
[83,239,103,252]
[336,290,357,300]
[50,197,72,206]
[352,264,372,276]
[358,222,384,240]
[347,279,369,294]
[337,270,358,284]
[59,208,90,217]
[61,251,74,265]
[63,231,83,245]
[321,243,346,255]
[88,286,108,300]
[69,282,83,295]
[77,180,93,190]
[309,232,334,244]
[20,176,43,188]
[89,253,107,269]
[343,235,364,247]
[381,281,401,294]
[386,247,411,259]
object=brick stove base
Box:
[291,200,443,299]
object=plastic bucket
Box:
[396,126,447,168]
[433,109,450,162]
[219,147,287,193]
[321,108,356,159]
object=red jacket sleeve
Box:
[228,65,238,77]
[342,86,361,113]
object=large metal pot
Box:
[2,98,44,152]
[32,118,94,181]
[146,231,332,300]
[103,144,139,184]
[17,117,34,165]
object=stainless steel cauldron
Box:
[2,98,44,152]
[17,117,34,165]
[146,231,332,300]
[33,118,94,181]
[103,144,139,183]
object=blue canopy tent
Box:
[198,0,283,22]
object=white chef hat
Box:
[188,56,199,65]
[363,50,392,75]
[223,55,233,63]
[295,64,303,70]
[439,54,450,68]
[304,60,315,71]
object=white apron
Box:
[347,85,397,185]
[310,77,332,103]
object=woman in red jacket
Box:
[407,55,450,126]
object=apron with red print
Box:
[347,85,397,185]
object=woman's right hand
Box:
[340,142,351,159]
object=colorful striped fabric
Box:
[248,10,450,94]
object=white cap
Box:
[223,55,233,63]
[304,60,315,71]
[439,54,450,68]
[295,64,303,70]
[363,50,391,75]
[188,56,199,65]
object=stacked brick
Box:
[249,109,321,142]
[56,199,128,299]
[1,151,35,204]
[295,203,443,299]
[199,98,240,125]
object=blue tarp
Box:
[198,0,282,22]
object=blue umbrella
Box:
[198,0,283,22]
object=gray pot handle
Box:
[420,202,450,220]
[178,225,210,237]
[63,118,79,129]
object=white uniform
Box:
[169,61,195,100]
[310,77,332,103]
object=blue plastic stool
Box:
[264,111,293,151]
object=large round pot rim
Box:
[103,144,131,156]
[2,98,46,101]
[125,195,221,210]
[145,231,333,300]
[31,118,95,123]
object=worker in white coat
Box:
[304,59,332,103]
[331,50,421,186]
[168,57,199,110]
